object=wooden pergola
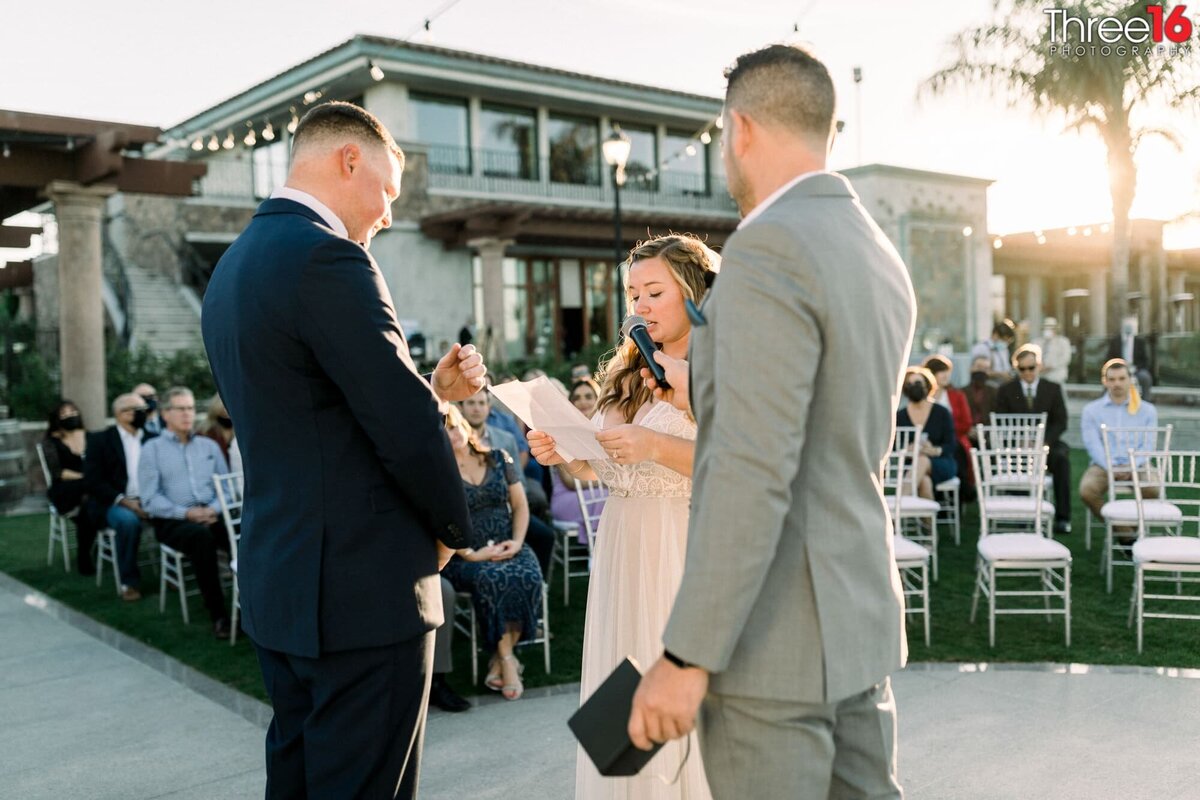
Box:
[0,109,206,424]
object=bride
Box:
[529,234,717,800]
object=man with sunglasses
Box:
[994,343,1073,534]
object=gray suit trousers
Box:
[433,576,456,674]
[698,678,901,799]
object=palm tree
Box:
[923,0,1199,334]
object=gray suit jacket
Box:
[662,173,916,704]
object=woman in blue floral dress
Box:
[441,405,544,700]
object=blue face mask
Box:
[141,395,158,412]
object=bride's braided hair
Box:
[597,234,719,423]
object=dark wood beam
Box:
[0,260,33,290]
[76,130,129,185]
[0,145,75,187]
[0,109,160,145]
[0,225,39,248]
[115,157,206,196]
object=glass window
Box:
[527,258,557,359]
[481,103,538,180]
[661,130,708,196]
[614,123,657,191]
[410,93,470,174]
[585,260,614,347]
[547,113,600,185]
[502,258,528,361]
[252,139,289,199]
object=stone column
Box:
[469,237,513,366]
[1088,268,1108,337]
[1024,273,1045,333]
[47,181,116,428]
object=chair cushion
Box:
[978,533,1072,562]
[982,496,1055,517]
[935,477,961,492]
[1101,499,1183,523]
[1132,537,1200,565]
[897,496,940,513]
[893,535,930,563]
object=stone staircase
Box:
[118,258,203,356]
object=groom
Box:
[203,102,483,798]
[632,45,916,797]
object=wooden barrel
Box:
[0,419,29,510]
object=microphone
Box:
[620,315,670,390]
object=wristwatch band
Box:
[663,649,699,670]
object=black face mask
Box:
[59,415,82,431]
[131,409,149,430]
[141,395,158,412]
[216,415,233,430]
[904,383,929,403]
[970,371,988,385]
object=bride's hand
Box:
[527,430,565,466]
[596,424,658,465]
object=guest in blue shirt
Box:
[1078,359,1159,519]
[139,386,233,639]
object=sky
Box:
[3,0,1199,257]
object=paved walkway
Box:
[4,573,1200,799]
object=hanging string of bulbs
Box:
[168,0,465,156]
[623,18,815,187]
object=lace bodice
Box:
[590,402,696,498]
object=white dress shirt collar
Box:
[737,170,829,230]
[270,187,348,238]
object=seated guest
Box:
[84,394,155,599]
[138,387,233,638]
[197,394,235,466]
[1106,317,1153,401]
[43,400,96,574]
[970,319,1016,387]
[964,354,997,444]
[923,355,974,495]
[569,363,592,382]
[441,406,543,701]
[550,378,609,543]
[459,389,554,575]
[132,382,163,435]
[897,366,957,500]
[1079,358,1159,521]
[994,344,1073,533]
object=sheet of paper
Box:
[488,376,610,463]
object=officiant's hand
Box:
[527,430,566,466]
[640,351,690,414]
[432,343,487,402]
[596,425,656,465]
[629,656,709,750]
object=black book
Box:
[568,657,664,776]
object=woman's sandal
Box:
[500,654,524,701]
[484,656,503,691]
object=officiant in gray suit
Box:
[630,44,917,798]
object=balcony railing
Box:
[425,145,737,217]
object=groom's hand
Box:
[432,343,487,402]
[640,351,690,414]
[628,656,709,751]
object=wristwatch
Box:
[663,649,700,670]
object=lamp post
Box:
[602,126,632,334]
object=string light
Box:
[962,226,973,237]
[699,131,711,145]
[2,143,9,159]
[262,120,275,141]
[369,61,385,81]
[191,138,204,151]
[244,122,257,147]
[287,113,299,134]
[993,238,1004,249]
[208,134,220,151]
[222,131,235,150]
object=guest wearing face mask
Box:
[897,367,957,500]
[43,400,97,574]
[963,355,998,447]
[132,382,163,435]
[198,394,235,466]
[84,393,157,600]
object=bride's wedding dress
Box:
[575,400,712,800]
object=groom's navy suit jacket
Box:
[202,199,471,658]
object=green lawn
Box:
[2,448,1196,707]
